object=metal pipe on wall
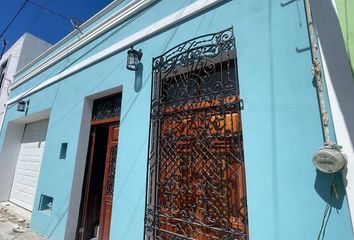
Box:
[304,0,332,146]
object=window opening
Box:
[145,27,248,240]
[38,194,53,216]
[59,143,68,159]
[0,60,8,90]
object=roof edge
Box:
[13,0,127,79]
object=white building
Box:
[0,33,51,127]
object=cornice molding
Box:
[11,0,155,89]
[8,0,223,105]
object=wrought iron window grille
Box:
[91,93,122,121]
[144,27,249,240]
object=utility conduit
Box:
[304,0,331,145]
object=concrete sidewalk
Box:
[0,203,46,240]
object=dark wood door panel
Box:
[99,125,118,240]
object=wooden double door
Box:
[77,122,119,240]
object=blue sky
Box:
[0,0,114,51]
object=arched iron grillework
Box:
[145,27,248,240]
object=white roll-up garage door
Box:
[9,119,49,211]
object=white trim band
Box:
[11,0,156,89]
[8,0,223,105]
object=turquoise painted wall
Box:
[0,0,353,239]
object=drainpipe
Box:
[304,0,347,173]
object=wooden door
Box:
[98,125,119,239]
[156,99,246,239]
[78,128,99,240]
[77,94,121,240]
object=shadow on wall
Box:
[314,171,347,240]
[314,171,346,209]
[134,63,143,92]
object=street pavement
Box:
[0,206,46,240]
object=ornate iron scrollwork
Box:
[92,94,122,121]
[106,144,117,196]
[145,27,248,240]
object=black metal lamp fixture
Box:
[17,100,29,112]
[126,47,143,71]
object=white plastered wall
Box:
[0,33,51,129]
[0,109,50,202]
[0,37,25,128]
[0,122,25,201]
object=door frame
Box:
[64,88,123,240]
[77,117,119,240]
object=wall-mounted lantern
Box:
[126,47,143,71]
[17,100,29,112]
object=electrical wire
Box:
[27,0,72,21]
[0,0,29,39]
[26,0,51,33]
[317,174,335,240]
[27,0,83,33]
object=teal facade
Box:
[0,0,353,239]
